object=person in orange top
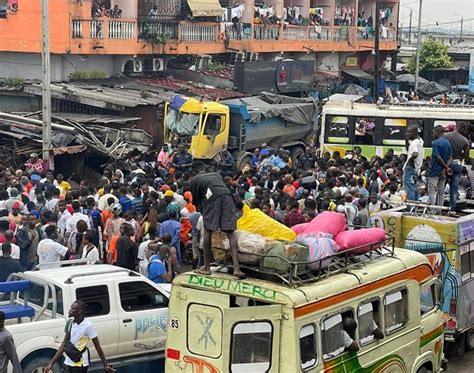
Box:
[282,174,296,198]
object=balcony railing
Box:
[71,19,397,45]
[71,18,136,40]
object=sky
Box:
[399,0,474,33]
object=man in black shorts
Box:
[190,161,245,278]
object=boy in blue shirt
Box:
[148,245,173,284]
[428,125,452,209]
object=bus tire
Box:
[23,356,61,373]
[447,332,466,357]
[417,366,432,373]
[466,328,474,351]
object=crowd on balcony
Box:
[92,1,123,18]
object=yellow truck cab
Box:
[165,247,445,372]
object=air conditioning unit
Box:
[153,58,164,72]
[132,60,143,73]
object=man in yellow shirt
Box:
[55,174,71,196]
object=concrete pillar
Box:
[241,0,255,24]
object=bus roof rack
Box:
[212,237,396,287]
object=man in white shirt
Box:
[45,300,114,373]
[57,201,72,237]
[65,201,91,240]
[37,226,70,269]
[137,229,159,276]
[0,231,20,260]
[403,125,424,202]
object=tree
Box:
[407,39,453,73]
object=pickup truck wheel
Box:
[23,356,61,373]
[466,328,474,350]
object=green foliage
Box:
[407,39,453,73]
[142,32,168,45]
[70,70,107,80]
[4,77,24,87]
[140,89,151,99]
[206,61,225,72]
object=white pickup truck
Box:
[1,262,170,372]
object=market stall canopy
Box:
[396,74,428,85]
[419,81,448,96]
[342,69,374,80]
[186,0,223,17]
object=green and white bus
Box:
[319,102,474,158]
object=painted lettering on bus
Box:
[188,274,279,300]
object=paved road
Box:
[446,350,474,372]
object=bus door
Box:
[223,304,282,373]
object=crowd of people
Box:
[0,122,472,283]
[92,1,122,18]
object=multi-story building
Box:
[0,0,399,82]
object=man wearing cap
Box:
[24,153,44,174]
[171,144,193,173]
[8,201,22,226]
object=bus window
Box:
[231,321,272,372]
[434,120,457,132]
[420,283,436,315]
[299,324,317,370]
[382,118,406,146]
[326,116,349,144]
[321,310,355,361]
[357,300,382,346]
[384,289,408,334]
[354,117,376,145]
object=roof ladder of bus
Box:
[377,103,474,111]
[212,237,396,287]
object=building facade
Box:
[0,0,399,81]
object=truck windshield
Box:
[165,109,199,135]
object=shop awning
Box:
[342,69,374,80]
[186,0,223,17]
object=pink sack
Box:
[302,211,346,237]
[334,228,387,255]
[292,223,309,235]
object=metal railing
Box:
[254,24,280,40]
[71,19,83,38]
[90,19,104,38]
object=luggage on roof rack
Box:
[212,236,396,287]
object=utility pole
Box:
[414,0,423,91]
[408,10,412,44]
[460,17,464,42]
[41,0,53,169]
[374,0,380,103]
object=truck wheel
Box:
[23,356,61,373]
[238,153,253,170]
[466,328,474,350]
[446,332,466,357]
[290,147,305,165]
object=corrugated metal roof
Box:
[24,79,172,110]
[449,40,474,54]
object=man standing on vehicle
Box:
[428,126,452,211]
[444,122,471,216]
[403,125,424,202]
[45,300,114,373]
[0,310,21,373]
[191,162,245,278]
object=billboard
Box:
[234,60,315,94]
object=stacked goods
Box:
[296,233,339,270]
[234,230,267,265]
[237,205,297,241]
[334,228,387,255]
[260,240,309,273]
[211,231,229,262]
[301,211,346,237]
